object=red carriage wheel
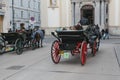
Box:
[80,41,87,65]
[92,41,97,56]
[51,40,61,64]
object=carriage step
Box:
[5,47,14,52]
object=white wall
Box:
[95,2,100,26]
[109,0,119,26]
[40,0,48,27]
[48,8,60,27]
[60,0,71,27]
[109,0,120,35]
[41,0,72,28]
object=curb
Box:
[114,47,120,68]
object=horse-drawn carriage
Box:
[0,32,23,55]
[51,28,100,65]
[0,29,44,55]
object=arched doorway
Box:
[81,5,94,25]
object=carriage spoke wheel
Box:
[15,39,23,55]
[92,41,97,56]
[96,40,100,51]
[0,41,5,55]
[80,41,87,65]
[51,40,61,64]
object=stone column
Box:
[71,2,76,25]
[101,0,105,29]
[95,1,100,26]
[99,0,102,26]
[104,1,108,28]
[79,2,82,21]
[75,2,80,24]
[104,1,106,23]
[109,0,120,35]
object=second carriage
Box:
[0,31,39,55]
[0,32,24,55]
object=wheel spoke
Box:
[51,40,61,64]
[80,41,87,65]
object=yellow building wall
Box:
[0,16,3,32]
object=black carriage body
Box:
[51,26,100,65]
[0,32,23,55]
[1,32,23,44]
[56,30,86,50]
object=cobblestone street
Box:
[0,36,120,80]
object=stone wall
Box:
[109,26,120,35]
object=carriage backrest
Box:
[1,32,22,44]
[56,30,85,43]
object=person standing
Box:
[8,28,12,32]
[19,23,27,42]
[101,29,105,40]
[104,28,109,39]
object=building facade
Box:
[71,0,109,29]
[9,0,41,31]
[41,0,120,35]
[0,1,5,32]
[0,0,10,32]
[0,0,41,32]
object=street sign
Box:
[30,17,35,21]
[29,17,36,24]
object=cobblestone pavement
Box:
[0,36,120,80]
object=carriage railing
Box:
[52,30,87,50]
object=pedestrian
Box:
[101,29,105,40]
[104,28,109,39]
[69,26,73,30]
[94,24,101,39]
[62,27,67,30]
[20,23,26,32]
[19,23,27,42]
[8,28,12,32]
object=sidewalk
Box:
[109,35,120,39]
[114,45,120,68]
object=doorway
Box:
[0,16,4,32]
[81,5,94,25]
